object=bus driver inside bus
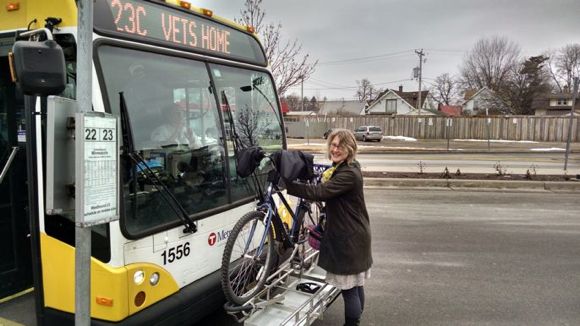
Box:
[151,103,201,149]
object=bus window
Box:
[96,46,228,237]
[210,64,284,202]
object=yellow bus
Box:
[0,0,285,324]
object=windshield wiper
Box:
[221,90,244,154]
[119,92,197,234]
[221,90,264,198]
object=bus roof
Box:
[2,0,266,66]
[0,0,259,44]
[0,0,77,31]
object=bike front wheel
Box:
[221,210,275,305]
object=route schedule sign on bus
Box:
[94,0,267,66]
[75,112,119,226]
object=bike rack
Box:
[224,246,340,325]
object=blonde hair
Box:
[326,128,357,164]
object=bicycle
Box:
[220,147,329,306]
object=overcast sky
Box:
[196,0,580,100]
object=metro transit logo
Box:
[208,229,232,246]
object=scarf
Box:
[322,162,342,183]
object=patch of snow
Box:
[530,148,566,152]
[384,136,417,142]
[453,139,538,144]
[372,146,434,150]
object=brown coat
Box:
[285,161,373,275]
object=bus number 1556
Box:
[161,242,191,265]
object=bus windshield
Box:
[96,44,283,237]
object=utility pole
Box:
[415,49,425,116]
[564,77,579,172]
[301,77,304,111]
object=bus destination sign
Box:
[94,0,267,66]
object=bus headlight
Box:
[149,272,160,286]
[133,270,145,285]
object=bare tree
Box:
[546,44,580,92]
[235,103,274,147]
[460,36,521,92]
[236,0,317,96]
[430,73,458,106]
[235,104,259,147]
[355,78,382,103]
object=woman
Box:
[284,128,373,326]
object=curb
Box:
[364,178,580,192]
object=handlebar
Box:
[236,146,330,184]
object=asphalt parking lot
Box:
[198,188,580,326]
[3,188,580,326]
[312,188,580,326]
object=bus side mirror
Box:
[10,40,66,96]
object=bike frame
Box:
[250,163,329,258]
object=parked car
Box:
[323,128,334,139]
[354,126,383,142]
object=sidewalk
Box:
[288,137,580,154]
[364,177,580,192]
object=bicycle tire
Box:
[221,210,276,305]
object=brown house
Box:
[533,92,580,116]
[438,104,462,116]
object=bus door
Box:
[0,33,33,299]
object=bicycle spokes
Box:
[222,211,275,304]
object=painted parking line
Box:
[0,288,34,305]
[0,317,25,326]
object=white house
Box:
[364,86,435,115]
[285,111,317,116]
[462,87,506,115]
[318,100,365,116]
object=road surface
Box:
[201,188,580,325]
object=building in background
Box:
[533,92,580,116]
[438,104,463,116]
[462,87,507,115]
[365,86,435,115]
[318,99,365,116]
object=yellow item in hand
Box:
[278,196,294,230]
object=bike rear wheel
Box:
[221,210,275,305]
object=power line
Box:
[424,48,466,54]
[374,78,414,86]
[314,48,465,68]
[318,49,413,65]
[309,77,352,88]
[289,85,359,91]
[288,78,413,91]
